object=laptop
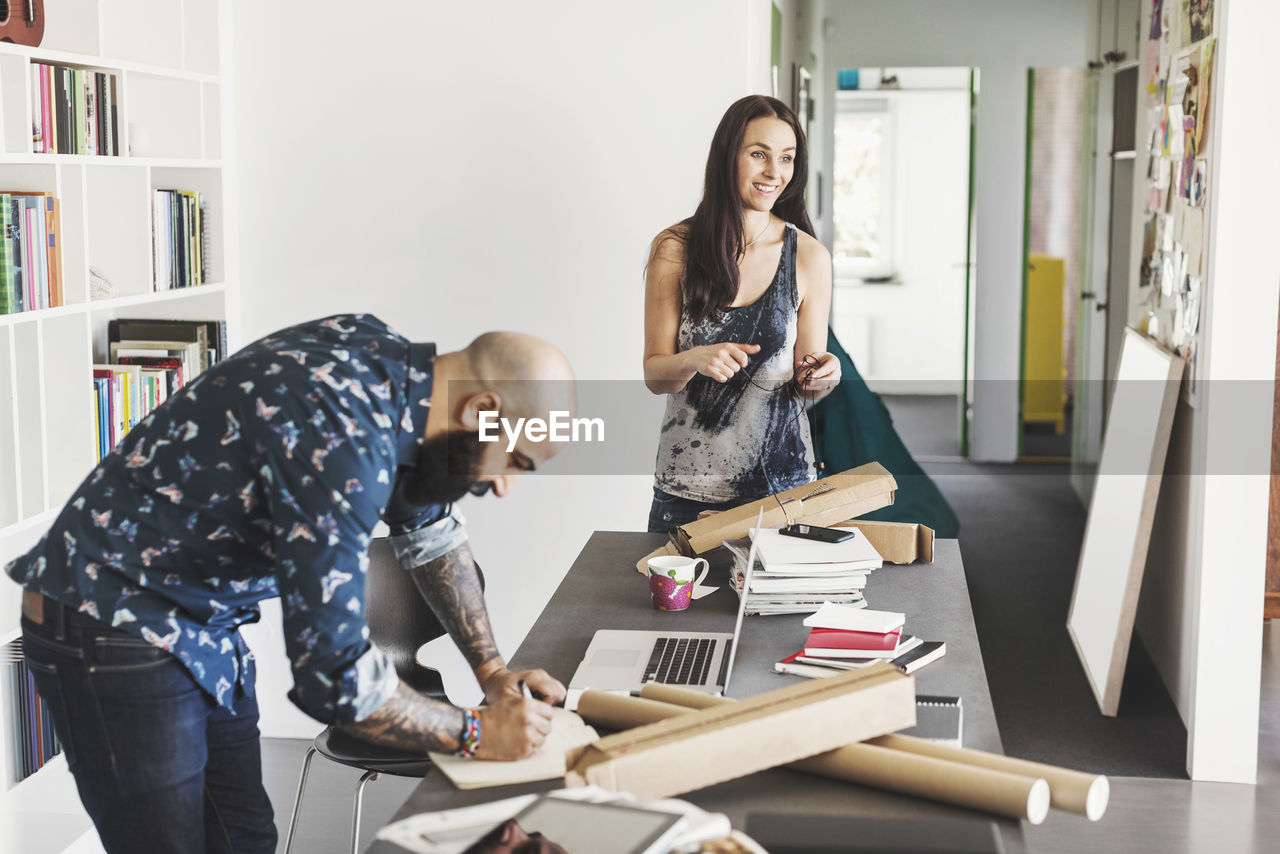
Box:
[568,509,763,696]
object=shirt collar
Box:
[398,342,436,467]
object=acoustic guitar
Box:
[0,0,45,47]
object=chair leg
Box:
[351,769,380,854]
[283,745,318,854]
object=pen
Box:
[519,679,533,700]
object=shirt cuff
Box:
[387,504,469,568]
[290,643,399,724]
[349,645,400,721]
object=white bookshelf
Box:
[0,1,237,836]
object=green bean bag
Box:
[809,328,960,538]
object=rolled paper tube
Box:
[576,691,693,731]
[868,734,1110,822]
[638,684,1108,822]
[580,690,1049,824]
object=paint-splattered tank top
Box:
[655,222,816,503]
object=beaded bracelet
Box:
[458,707,482,759]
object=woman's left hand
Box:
[794,352,841,392]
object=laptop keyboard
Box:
[644,637,715,686]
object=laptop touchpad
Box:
[592,648,642,667]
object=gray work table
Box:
[369,532,1025,853]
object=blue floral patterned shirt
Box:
[5,314,461,723]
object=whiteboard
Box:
[1068,329,1184,716]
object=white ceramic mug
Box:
[646,555,710,587]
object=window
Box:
[833,96,894,281]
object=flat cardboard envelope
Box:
[675,462,897,555]
[834,519,935,564]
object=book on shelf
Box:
[92,363,169,458]
[108,318,227,372]
[0,191,63,314]
[1,641,62,787]
[110,339,202,387]
[152,190,205,291]
[30,63,120,156]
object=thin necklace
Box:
[741,218,771,253]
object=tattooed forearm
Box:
[339,682,464,752]
[408,542,503,674]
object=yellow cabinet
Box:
[1024,253,1067,434]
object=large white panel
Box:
[1068,330,1182,715]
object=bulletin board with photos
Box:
[1139,0,1215,404]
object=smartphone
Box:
[779,524,856,543]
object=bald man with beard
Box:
[7,314,575,854]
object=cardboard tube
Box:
[579,691,1049,824]
[868,734,1109,822]
[638,684,1108,822]
[576,691,692,730]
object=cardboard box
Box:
[676,462,897,555]
[563,663,915,799]
[634,462,899,575]
[834,520,935,564]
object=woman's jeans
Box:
[647,486,739,535]
[20,596,277,854]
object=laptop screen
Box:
[720,507,764,695]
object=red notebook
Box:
[803,626,901,658]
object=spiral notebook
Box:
[900,694,963,747]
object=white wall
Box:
[807,0,1091,461]
[830,87,970,394]
[228,0,773,734]
[1134,0,1279,782]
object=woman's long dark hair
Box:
[680,95,815,324]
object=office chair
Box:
[283,537,454,854]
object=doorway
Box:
[1020,67,1087,460]
[827,67,975,460]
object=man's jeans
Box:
[20,597,277,854]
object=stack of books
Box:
[0,191,63,314]
[152,189,206,290]
[30,63,120,156]
[725,526,882,615]
[90,318,228,460]
[775,602,946,677]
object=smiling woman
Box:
[641,95,840,534]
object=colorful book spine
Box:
[45,196,61,307]
[30,67,42,153]
[0,194,13,314]
[42,64,53,155]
